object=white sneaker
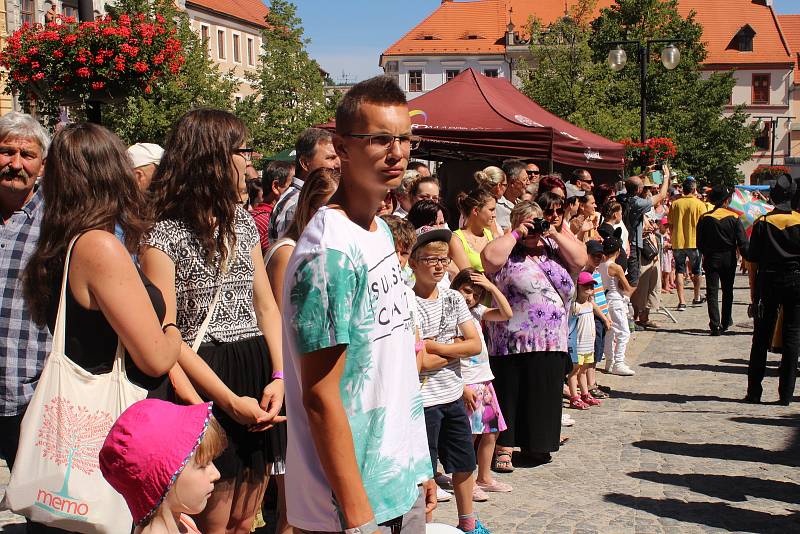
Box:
[610,363,636,376]
[434,473,452,490]
[436,486,452,502]
[561,414,575,427]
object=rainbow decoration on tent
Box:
[729,187,773,236]
[409,110,428,124]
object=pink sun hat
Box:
[577,271,597,286]
[99,399,213,524]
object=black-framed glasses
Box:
[345,133,422,151]
[544,207,565,216]
[420,256,451,267]
[579,178,593,184]
[233,147,254,162]
[526,170,540,176]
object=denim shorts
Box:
[674,248,701,275]
[424,399,477,475]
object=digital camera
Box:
[525,218,550,234]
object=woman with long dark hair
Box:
[24,123,181,397]
[140,109,284,534]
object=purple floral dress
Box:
[488,243,574,356]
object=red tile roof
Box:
[382,0,615,57]
[677,0,792,66]
[383,0,793,69]
[777,14,800,83]
[187,0,269,28]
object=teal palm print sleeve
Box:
[290,249,361,354]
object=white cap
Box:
[127,143,164,169]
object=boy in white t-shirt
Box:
[282,76,433,534]
[411,227,491,534]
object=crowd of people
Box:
[0,75,797,534]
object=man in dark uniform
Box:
[745,174,800,405]
[697,185,748,336]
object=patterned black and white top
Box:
[143,206,262,344]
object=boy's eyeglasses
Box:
[419,257,451,267]
[345,133,422,151]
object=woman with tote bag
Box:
[5,123,184,533]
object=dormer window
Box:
[462,32,485,40]
[416,33,441,41]
[734,25,756,52]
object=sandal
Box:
[492,450,514,473]
[589,387,610,399]
[569,395,590,410]
[581,393,601,406]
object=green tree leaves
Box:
[519,0,756,185]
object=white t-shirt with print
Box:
[282,207,431,532]
[416,288,473,407]
[460,304,494,385]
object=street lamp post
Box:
[605,40,683,143]
[752,116,795,167]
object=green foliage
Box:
[237,0,335,156]
[518,0,756,185]
[102,0,237,144]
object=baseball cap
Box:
[577,271,597,286]
[100,399,213,525]
[411,225,452,253]
[127,143,164,169]
[586,240,604,255]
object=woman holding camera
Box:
[480,201,587,471]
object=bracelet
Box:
[511,230,521,241]
[344,519,378,534]
[414,340,425,353]
[271,370,284,380]
[161,322,179,333]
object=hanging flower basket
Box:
[750,165,791,184]
[1,13,184,109]
[621,137,678,172]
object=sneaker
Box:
[460,520,492,533]
[610,363,636,376]
[476,479,513,492]
[436,486,452,502]
[472,484,489,502]
[581,393,602,406]
[677,303,687,311]
[569,395,590,410]
[434,473,452,490]
[692,297,706,305]
[561,413,575,426]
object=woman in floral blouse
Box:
[481,201,587,471]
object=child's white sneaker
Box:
[436,486,452,501]
[561,414,575,427]
[610,363,636,376]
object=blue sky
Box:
[295,0,800,83]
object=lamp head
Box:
[607,46,627,72]
[661,43,680,70]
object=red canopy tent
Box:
[405,68,624,170]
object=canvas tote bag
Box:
[1,236,147,533]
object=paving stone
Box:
[2,276,798,533]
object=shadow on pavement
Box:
[645,327,751,337]
[627,471,800,504]
[609,390,744,404]
[603,494,800,533]
[638,361,769,375]
[632,439,800,467]
[730,414,800,427]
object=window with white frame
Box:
[483,69,499,78]
[445,69,460,82]
[21,0,36,24]
[200,24,211,57]
[232,33,241,63]
[247,37,255,66]
[217,29,226,60]
[408,70,423,92]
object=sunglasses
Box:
[526,170,540,176]
[544,207,565,216]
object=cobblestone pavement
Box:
[3,275,799,533]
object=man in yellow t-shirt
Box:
[668,179,709,310]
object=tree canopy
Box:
[519,0,756,185]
